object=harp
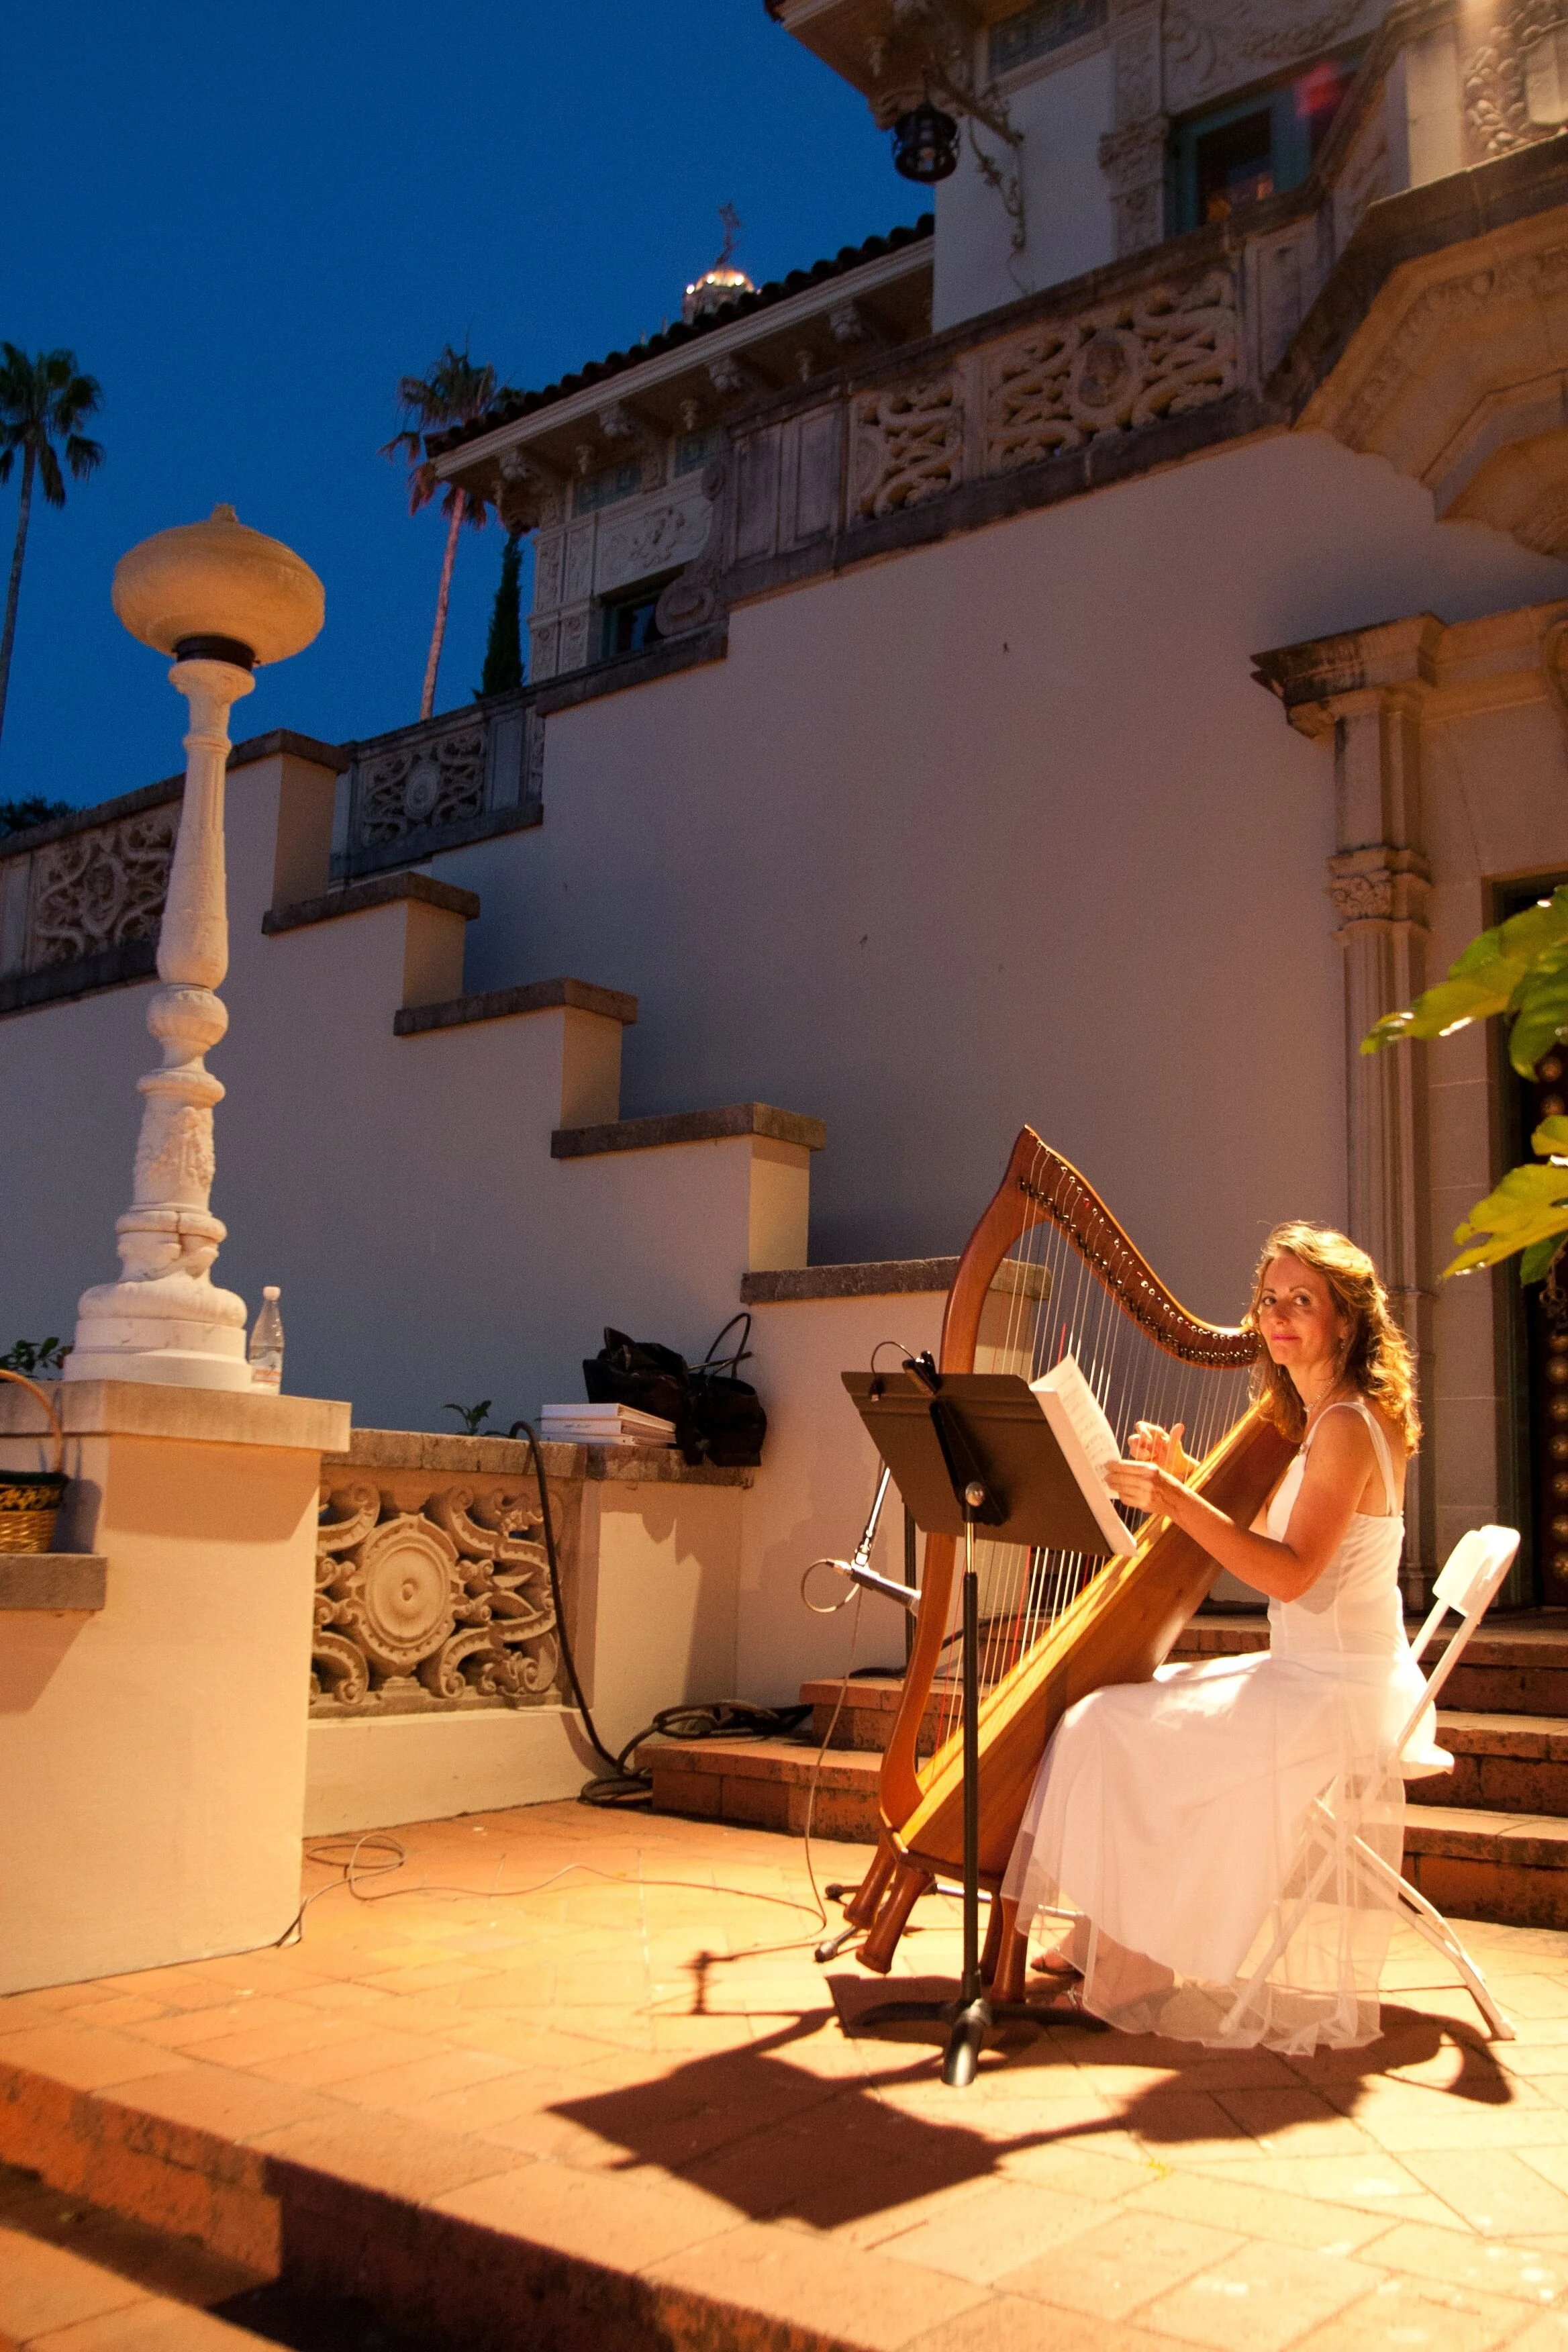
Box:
[842,1128,1295,1995]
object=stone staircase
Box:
[639,1612,1568,1929]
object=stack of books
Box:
[538,1404,677,1449]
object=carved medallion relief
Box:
[27,805,178,968]
[312,1480,561,1712]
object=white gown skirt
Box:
[1001,1649,1413,2053]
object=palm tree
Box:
[0,346,103,754]
[383,344,516,721]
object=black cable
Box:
[509,1420,810,1809]
[509,1419,643,1799]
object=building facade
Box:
[7,0,1568,1661]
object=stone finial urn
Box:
[111,503,324,668]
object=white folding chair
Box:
[1351,1523,1520,2041]
[1222,1526,1521,2042]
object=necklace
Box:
[1299,1380,1346,1442]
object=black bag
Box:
[687,1314,768,1468]
[583,1314,767,1468]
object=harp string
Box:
[923,1138,1255,1754]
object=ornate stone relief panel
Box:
[559,606,593,673]
[594,492,712,597]
[356,721,486,849]
[1101,5,1167,257]
[311,1479,561,1712]
[1304,227,1568,538]
[563,526,596,605]
[1461,0,1568,157]
[985,266,1238,467]
[26,805,178,969]
[1163,0,1383,113]
[534,531,565,611]
[850,373,965,520]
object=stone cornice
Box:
[1255,601,1568,734]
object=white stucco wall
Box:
[439,428,1568,1324]
[3,422,1567,1702]
[932,46,1118,331]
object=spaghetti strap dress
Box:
[1001,1400,1425,2053]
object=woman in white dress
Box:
[1001,1221,1424,2054]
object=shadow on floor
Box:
[549,1984,1520,2228]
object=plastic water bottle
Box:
[248,1287,284,1393]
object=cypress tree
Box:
[479,530,524,697]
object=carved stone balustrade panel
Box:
[26,805,178,969]
[336,695,544,880]
[984,267,1239,471]
[355,726,486,848]
[311,1471,564,1715]
[850,373,965,522]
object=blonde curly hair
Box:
[1244,1222,1420,1451]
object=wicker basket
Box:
[0,1369,66,1553]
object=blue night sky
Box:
[4,4,922,808]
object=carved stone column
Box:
[1330,691,1435,1585]
[67,507,323,1389]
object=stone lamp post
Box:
[64,505,324,1390]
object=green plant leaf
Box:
[1445,1161,1568,1276]
[1520,1235,1566,1285]
[1361,976,1514,1055]
[1361,883,1568,1059]
[1508,942,1568,1074]
[1534,1115,1568,1157]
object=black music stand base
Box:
[850,1519,1098,2087]
[853,1987,1071,2090]
[836,1371,1120,2087]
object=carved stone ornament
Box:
[311,1481,561,1712]
[357,720,485,848]
[654,458,731,640]
[1163,0,1379,113]
[26,805,177,969]
[595,493,712,597]
[1326,845,1432,936]
[851,373,964,520]
[497,448,566,534]
[1462,0,1568,158]
[985,268,1238,469]
[1306,236,1568,543]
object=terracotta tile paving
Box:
[15,1803,1568,2347]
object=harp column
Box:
[1255,620,1440,1595]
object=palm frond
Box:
[36,442,65,509]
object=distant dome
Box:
[682,262,754,326]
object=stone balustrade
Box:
[311,1427,751,1724]
[0,780,179,1015]
[334,690,543,881]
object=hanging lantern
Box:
[891,101,960,183]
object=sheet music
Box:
[1030,1352,1130,1554]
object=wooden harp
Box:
[842,1127,1295,1988]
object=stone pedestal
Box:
[0,1379,348,1994]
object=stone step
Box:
[1417,1711,1568,1814]
[1175,1610,1568,1719]
[643,1727,1568,1924]
[1406,1802,1568,1930]
[639,1733,881,1839]
[800,1672,938,1753]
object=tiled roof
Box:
[428,215,933,459]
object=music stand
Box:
[839,1367,1129,2086]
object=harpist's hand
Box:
[1128,1420,1189,1477]
[1106,1454,1178,1516]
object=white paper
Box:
[1029,1353,1131,1555]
